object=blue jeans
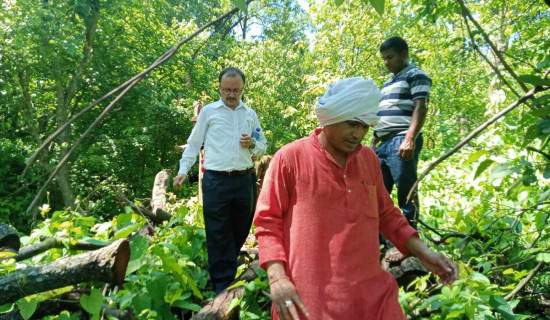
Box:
[375,133,423,229]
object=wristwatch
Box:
[249,140,256,150]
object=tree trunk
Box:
[152,169,172,220]
[0,224,20,253]
[0,239,130,305]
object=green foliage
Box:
[1,0,549,318]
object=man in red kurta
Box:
[254,77,457,320]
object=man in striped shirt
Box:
[371,37,431,262]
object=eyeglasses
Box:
[220,88,243,95]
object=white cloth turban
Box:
[315,77,381,127]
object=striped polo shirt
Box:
[374,64,431,138]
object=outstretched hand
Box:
[405,236,458,285]
[417,249,458,285]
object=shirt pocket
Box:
[355,182,379,220]
[239,116,255,136]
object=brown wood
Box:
[0,223,20,253]
[0,239,130,305]
[381,256,428,288]
[191,260,260,320]
[152,169,172,217]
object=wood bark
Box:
[191,260,260,320]
[381,256,429,289]
[0,239,130,305]
[152,169,171,215]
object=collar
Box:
[309,128,362,158]
[215,98,245,110]
[391,63,415,79]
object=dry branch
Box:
[0,239,130,305]
[504,261,545,300]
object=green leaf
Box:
[362,0,385,14]
[172,299,201,312]
[489,163,519,180]
[470,272,490,287]
[536,253,550,263]
[0,303,14,313]
[535,212,549,232]
[474,159,494,179]
[544,164,550,179]
[464,150,488,165]
[232,0,247,13]
[489,295,515,320]
[335,0,345,6]
[17,297,37,320]
[226,296,243,313]
[538,188,550,203]
[80,288,103,315]
[517,75,550,87]
[113,224,138,240]
[126,235,149,275]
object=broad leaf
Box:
[464,150,489,165]
[80,289,103,315]
[489,295,515,320]
[474,159,494,179]
[335,0,345,6]
[17,297,38,320]
[517,74,550,87]
[232,0,248,13]
[126,235,149,275]
[172,299,201,312]
[489,163,519,180]
[536,253,550,263]
[538,189,550,203]
[362,0,385,14]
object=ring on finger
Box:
[285,299,292,308]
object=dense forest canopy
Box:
[0,0,549,319]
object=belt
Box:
[206,167,254,176]
[377,131,403,143]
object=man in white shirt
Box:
[174,67,267,294]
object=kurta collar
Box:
[309,128,362,161]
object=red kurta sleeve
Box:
[254,149,292,269]
[369,148,418,255]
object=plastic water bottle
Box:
[251,127,261,141]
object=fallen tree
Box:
[0,239,130,305]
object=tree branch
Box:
[23,3,249,178]
[456,0,529,92]
[504,261,545,300]
[406,83,549,202]
[461,14,522,100]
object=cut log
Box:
[0,239,130,305]
[15,237,109,261]
[191,260,260,320]
[151,169,172,219]
[0,223,20,253]
[381,256,429,288]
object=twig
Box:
[526,147,550,161]
[406,83,549,202]
[488,256,537,273]
[504,261,545,300]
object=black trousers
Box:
[202,169,257,294]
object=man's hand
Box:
[173,174,187,189]
[371,136,380,149]
[405,236,458,285]
[174,144,187,152]
[240,133,254,149]
[398,137,415,161]
[266,261,309,320]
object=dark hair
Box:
[219,67,246,85]
[380,37,408,53]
